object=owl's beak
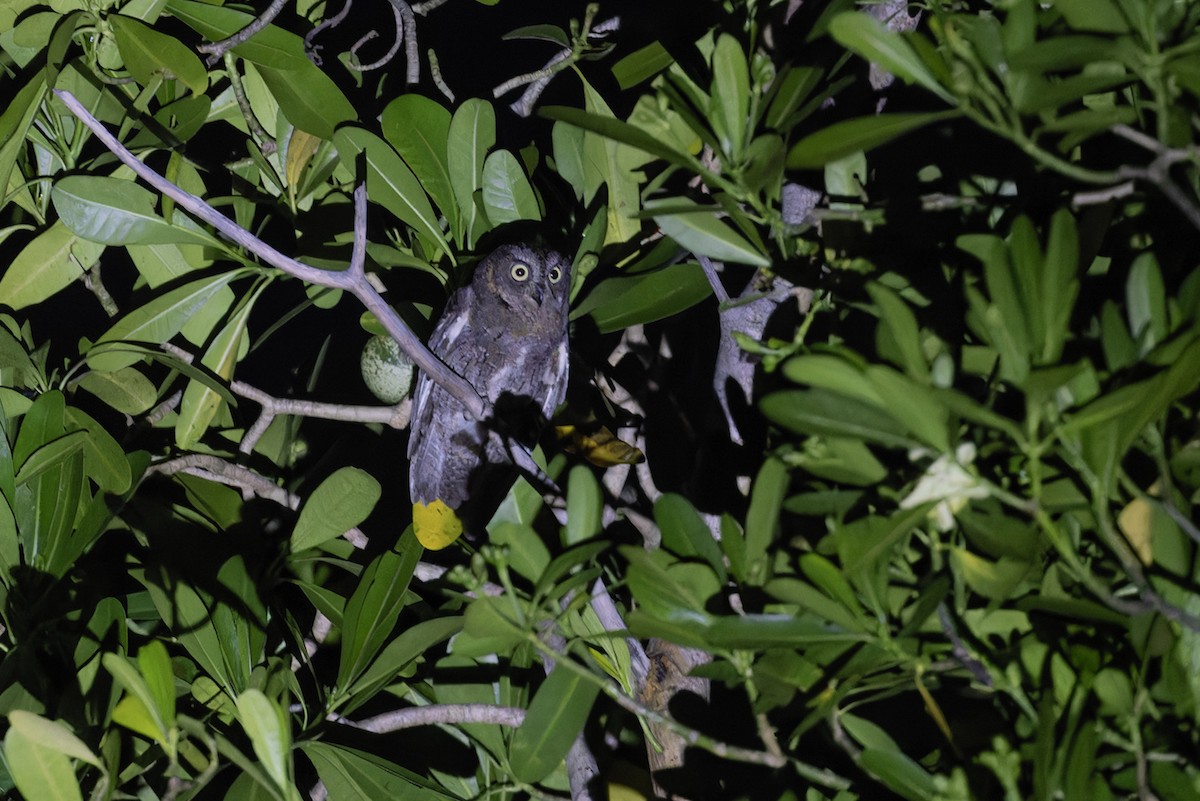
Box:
[531,285,544,306]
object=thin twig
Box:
[1110,123,1200,232]
[223,52,275,155]
[305,0,353,65]
[1072,181,1136,208]
[428,48,454,102]
[696,254,730,304]
[148,454,300,508]
[334,704,525,733]
[231,379,411,455]
[81,263,119,317]
[198,0,290,63]
[500,49,572,117]
[395,0,419,83]
[412,0,449,13]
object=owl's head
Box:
[477,244,571,316]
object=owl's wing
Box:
[407,287,473,461]
[541,338,569,419]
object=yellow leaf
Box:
[1117,492,1155,566]
[286,129,321,188]
[556,424,644,467]
[413,499,463,549]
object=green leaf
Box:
[782,353,884,405]
[860,748,937,801]
[447,98,496,247]
[52,176,218,247]
[454,595,526,658]
[791,435,887,486]
[1040,208,1080,362]
[710,33,750,161]
[654,493,725,581]
[65,408,131,494]
[552,120,587,199]
[1126,252,1167,353]
[799,553,865,617]
[760,388,916,449]
[829,12,956,103]
[509,663,601,783]
[787,111,958,168]
[534,540,610,598]
[745,457,788,586]
[87,270,243,372]
[176,286,263,448]
[490,521,551,581]
[0,70,46,210]
[565,465,602,545]
[75,367,157,415]
[1053,0,1129,33]
[338,532,421,688]
[381,94,459,236]
[1008,36,1119,71]
[345,616,463,707]
[4,721,84,801]
[481,149,540,224]
[572,259,713,333]
[236,690,292,794]
[291,467,382,552]
[300,742,454,800]
[7,711,101,768]
[14,430,87,486]
[612,40,674,89]
[863,366,950,451]
[766,65,824,129]
[0,221,104,310]
[579,77,645,245]
[951,548,1034,600]
[256,63,356,140]
[110,15,206,95]
[127,242,207,288]
[867,283,928,381]
[701,613,861,648]
[540,105,697,174]
[137,641,177,732]
[620,546,713,627]
[104,652,170,747]
[646,199,770,266]
[334,127,451,261]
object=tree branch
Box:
[1112,123,1200,232]
[147,453,301,509]
[231,379,411,455]
[197,0,290,63]
[333,703,525,733]
[305,0,353,65]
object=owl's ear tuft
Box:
[413,499,464,549]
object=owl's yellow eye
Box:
[548,266,563,283]
[510,263,530,281]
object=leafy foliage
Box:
[2,0,1200,799]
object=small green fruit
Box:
[360,335,414,403]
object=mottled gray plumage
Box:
[408,244,571,528]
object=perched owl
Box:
[408,244,571,549]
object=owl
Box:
[408,244,571,549]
